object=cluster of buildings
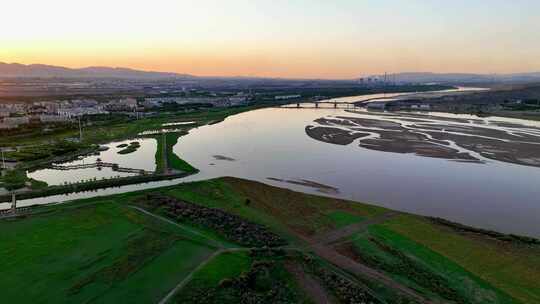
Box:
[0,98,136,130]
[0,92,252,130]
[274,94,302,101]
[365,99,432,111]
[142,93,251,109]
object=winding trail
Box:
[308,241,433,303]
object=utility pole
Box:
[162,132,168,174]
[78,116,83,142]
[1,148,5,170]
[383,72,388,97]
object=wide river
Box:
[11,91,540,238]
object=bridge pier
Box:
[11,193,16,214]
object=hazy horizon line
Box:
[2,61,540,81]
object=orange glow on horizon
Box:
[1,0,539,79]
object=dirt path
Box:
[133,205,431,303]
[313,211,399,244]
[299,211,434,303]
[309,242,432,303]
[285,262,335,304]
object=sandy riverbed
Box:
[306,113,540,168]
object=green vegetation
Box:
[172,251,252,303]
[326,210,365,228]
[1,177,538,304]
[0,105,266,149]
[117,141,140,155]
[160,178,385,242]
[190,251,253,287]
[155,132,198,173]
[0,169,47,191]
[0,105,266,190]
[378,215,540,304]
[0,201,217,304]
[174,251,310,304]
[5,140,91,163]
[345,226,514,303]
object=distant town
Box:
[0,92,255,130]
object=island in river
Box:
[306,111,540,168]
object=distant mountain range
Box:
[0,62,194,79]
[2,62,540,84]
[371,72,540,84]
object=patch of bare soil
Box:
[426,131,540,167]
[307,114,540,167]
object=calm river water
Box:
[10,91,540,238]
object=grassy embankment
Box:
[0,200,217,304]
[0,169,47,191]
[154,132,198,174]
[165,178,540,303]
[368,215,540,304]
[2,177,537,303]
[0,177,386,303]
[333,214,540,304]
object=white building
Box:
[2,116,30,127]
[57,107,107,118]
[71,99,99,108]
[39,115,70,123]
[275,94,301,100]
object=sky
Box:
[1,0,539,79]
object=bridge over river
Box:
[281,96,391,109]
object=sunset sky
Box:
[1,0,539,79]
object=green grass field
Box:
[0,200,217,304]
[344,225,516,303]
[173,251,312,304]
[162,177,385,240]
[326,210,365,228]
[2,177,539,304]
[172,251,253,303]
[376,215,540,304]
